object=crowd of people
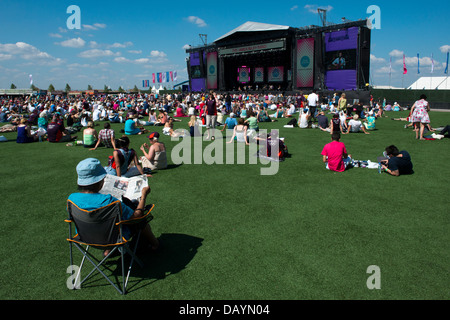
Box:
[1,90,447,178]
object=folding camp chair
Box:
[65,200,155,295]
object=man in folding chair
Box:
[67,158,160,294]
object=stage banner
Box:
[268,66,284,82]
[254,67,264,83]
[296,38,315,88]
[207,52,218,89]
[238,67,250,84]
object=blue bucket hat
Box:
[76,158,107,186]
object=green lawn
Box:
[0,110,448,300]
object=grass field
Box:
[0,110,449,300]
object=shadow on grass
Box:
[122,233,204,293]
[78,233,203,294]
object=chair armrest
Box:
[117,204,155,225]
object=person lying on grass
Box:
[379,145,413,176]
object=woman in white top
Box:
[227,118,249,145]
[298,109,310,128]
[140,132,168,171]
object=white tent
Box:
[215,21,290,42]
[151,86,157,93]
[408,77,450,90]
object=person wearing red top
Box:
[321,132,352,172]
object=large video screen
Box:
[324,27,359,90]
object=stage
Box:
[185,20,371,98]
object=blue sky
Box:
[0,0,449,90]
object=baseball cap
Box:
[76,158,107,186]
[148,132,160,140]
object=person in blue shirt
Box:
[221,113,238,132]
[124,114,145,135]
[68,158,160,257]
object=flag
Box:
[157,73,162,83]
[174,71,177,81]
[403,54,408,75]
[389,57,392,75]
[152,73,156,83]
[166,72,170,82]
[162,72,166,83]
[445,52,449,74]
[417,53,420,74]
[431,54,434,74]
[29,74,33,86]
[170,71,173,82]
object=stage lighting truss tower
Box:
[199,34,207,46]
[318,8,327,27]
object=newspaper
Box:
[100,174,148,201]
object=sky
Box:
[0,0,449,91]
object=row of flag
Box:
[390,52,449,75]
[143,71,178,87]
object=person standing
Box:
[307,90,319,120]
[409,94,430,140]
[204,93,218,140]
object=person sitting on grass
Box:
[347,114,370,134]
[140,132,168,172]
[104,136,146,178]
[90,122,116,151]
[47,114,77,143]
[321,132,352,172]
[124,114,146,135]
[82,121,98,149]
[221,113,238,132]
[68,158,160,257]
[227,118,249,145]
[16,118,39,144]
[317,111,330,132]
[379,145,413,176]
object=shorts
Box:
[206,115,216,129]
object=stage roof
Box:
[215,21,291,42]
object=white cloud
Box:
[186,16,207,27]
[291,5,298,11]
[58,37,86,48]
[89,41,99,48]
[370,54,385,63]
[150,50,167,58]
[0,53,13,61]
[107,41,133,48]
[389,49,404,57]
[440,45,450,53]
[83,23,107,31]
[78,49,119,58]
[114,57,151,64]
[128,50,142,54]
[114,57,130,63]
[304,5,333,14]
[0,42,63,65]
[49,33,63,38]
